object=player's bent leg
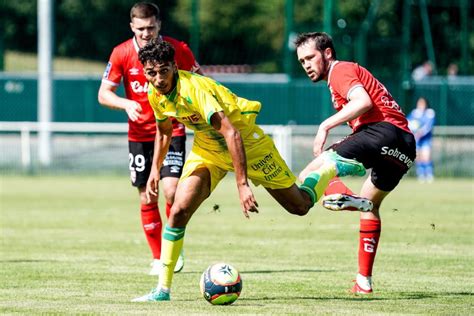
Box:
[299,163,337,205]
[265,184,313,216]
[298,155,325,182]
[298,151,365,208]
[158,169,212,300]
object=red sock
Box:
[140,203,163,259]
[165,202,172,219]
[324,177,355,195]
[358,219,382,277]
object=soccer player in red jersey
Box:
[98,2,202,275]
[295,32,416,294]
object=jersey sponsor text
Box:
[380,146,414,168]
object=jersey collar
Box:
[133,35,164,53]
[327,60,339,86]
[163,72,180,103]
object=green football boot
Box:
[323,150,366,177]
[131,288,170,302]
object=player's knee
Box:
[140,194,156,205]
[286,204,309,216]
[163,192,175,205]
[168,205,190,226]
[162,186,177,203]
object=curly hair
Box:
[294,32,337,60]
[138,39,175,66]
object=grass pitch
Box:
[1,175,472,315]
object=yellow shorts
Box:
[180,134,296,193]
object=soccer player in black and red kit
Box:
[295,32,416,294]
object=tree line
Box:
[1,0,472,77]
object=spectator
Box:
[412,61,433,81]
[407,97,436,182]
[447,63,459,78]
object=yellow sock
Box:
[300,163,337,204]
[158,225,185,290]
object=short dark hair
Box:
[294,32,337,59]
[138,39,175,66]
[130,2,160,20]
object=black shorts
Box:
[128,135,186,187]
[329,122,416,191]
[160,135,186,179]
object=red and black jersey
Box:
[328,61,410,133]
[102,36,200,141]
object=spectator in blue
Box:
[407,97,436,182]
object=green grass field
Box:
[1,175,472,315]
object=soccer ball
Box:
[200,263,242,305]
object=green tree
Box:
[173,0,286,71]
[1,0,472,74]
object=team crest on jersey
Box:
[103,62,112,79]
[129,68,140,75]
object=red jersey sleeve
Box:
[330,63,363,101]
[102,46,125,86]
[328,61,410,133]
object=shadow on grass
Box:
[397,291,472,298]
[145,269,335,275]
[239,296,385,302]
[238,291,473,303]
[242,269,336,274]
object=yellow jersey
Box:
[148,70,262,152]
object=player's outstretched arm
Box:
[98,82,142,121]
[210,112,259,218]
[313,87,373,156]
[146,119,173,203]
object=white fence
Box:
[1,122,473,177]
[0,122,297,172]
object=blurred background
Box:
[0,0,472,176]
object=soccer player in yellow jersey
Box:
[132,40,367,302]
